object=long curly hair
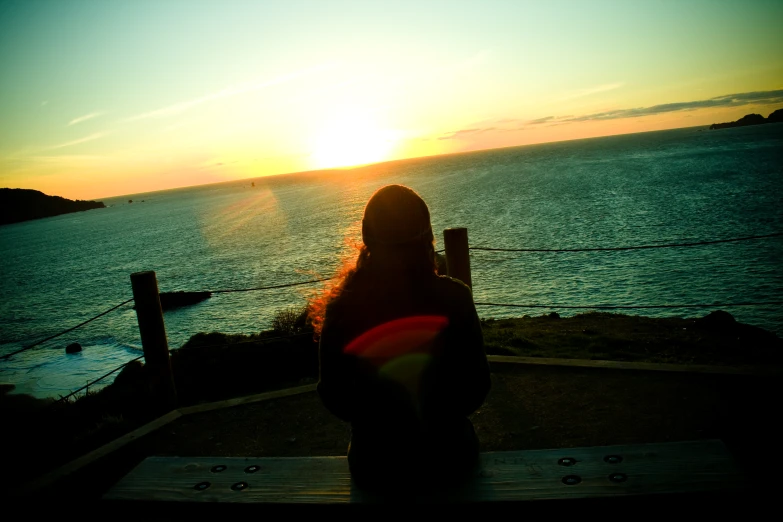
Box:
[308,185,438,337]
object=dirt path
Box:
[143,364,741,458]
[30,362,776,502]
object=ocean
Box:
[2,124,782,399]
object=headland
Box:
[0,188,105,225]
[709,108,783,129]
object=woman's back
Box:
[319,273,489,420]
[311,185,490,489]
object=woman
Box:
[309,185,491,490]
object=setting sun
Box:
[310,110,399,170]
[2,1,783,501]
[0,1,780,200]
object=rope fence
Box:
[3,229,780,400]
[205,277,332,294]
[1,298,134,361]
[3,230,783,361]
[467,232,783,253]
[53,331,313,403]
[474,300,783,310]
[434,231,783,255]
[56,355,144,404]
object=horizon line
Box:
[96,120,771,201]
[9,118,780,201]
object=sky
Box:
[1,0,782,200]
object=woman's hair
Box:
[308,185,437,336]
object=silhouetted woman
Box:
[309,184,490,490]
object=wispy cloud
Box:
[559,82,625,101]
[527,116,554,125]
[68,111,105,126]
[437,127,497,140]
[432,89,783,144]
[125,63,334,122]
[47,132,108,150]
[18,154,109,165]
[562,89,783,122]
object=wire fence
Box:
[0,299,134,361]
[467,231,783,253]
[204,277,333,294]
[55,355,144,404]
[474,300,783,310]
[53,331,315,403]
[3,230,780,401]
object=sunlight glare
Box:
[201,188,284,248]
[311,110,398,169]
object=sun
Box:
[310,110,398,170]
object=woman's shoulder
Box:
[431,275,479,326]
[433,274,473,299]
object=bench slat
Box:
[104,439,744,504]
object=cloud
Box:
[68,111,105,126]
[563,89,783,122]
[481,89,783,131]
[437,127,497,140]
[47,132,108,150]
[431,89,783,145]
[527,116,554,124]
[18,154,109,165]
[125,63,334,122]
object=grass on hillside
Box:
[481,311,783,365]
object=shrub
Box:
[271,305,311,335]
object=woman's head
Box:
[359,185,436,275]
[362,185,434,250]
[308,185,437,336]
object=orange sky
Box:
[1,1,781,200]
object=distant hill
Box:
[709,108,783,130]
[0,188,105,225]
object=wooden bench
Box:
[104,439,747,509]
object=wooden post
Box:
[130,271,177,409]
[443,227,472,289]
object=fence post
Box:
[130,271,177,410]
[443,227,472,289]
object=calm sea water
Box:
[2,124,782,398]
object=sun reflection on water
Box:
[200,187,285,248]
